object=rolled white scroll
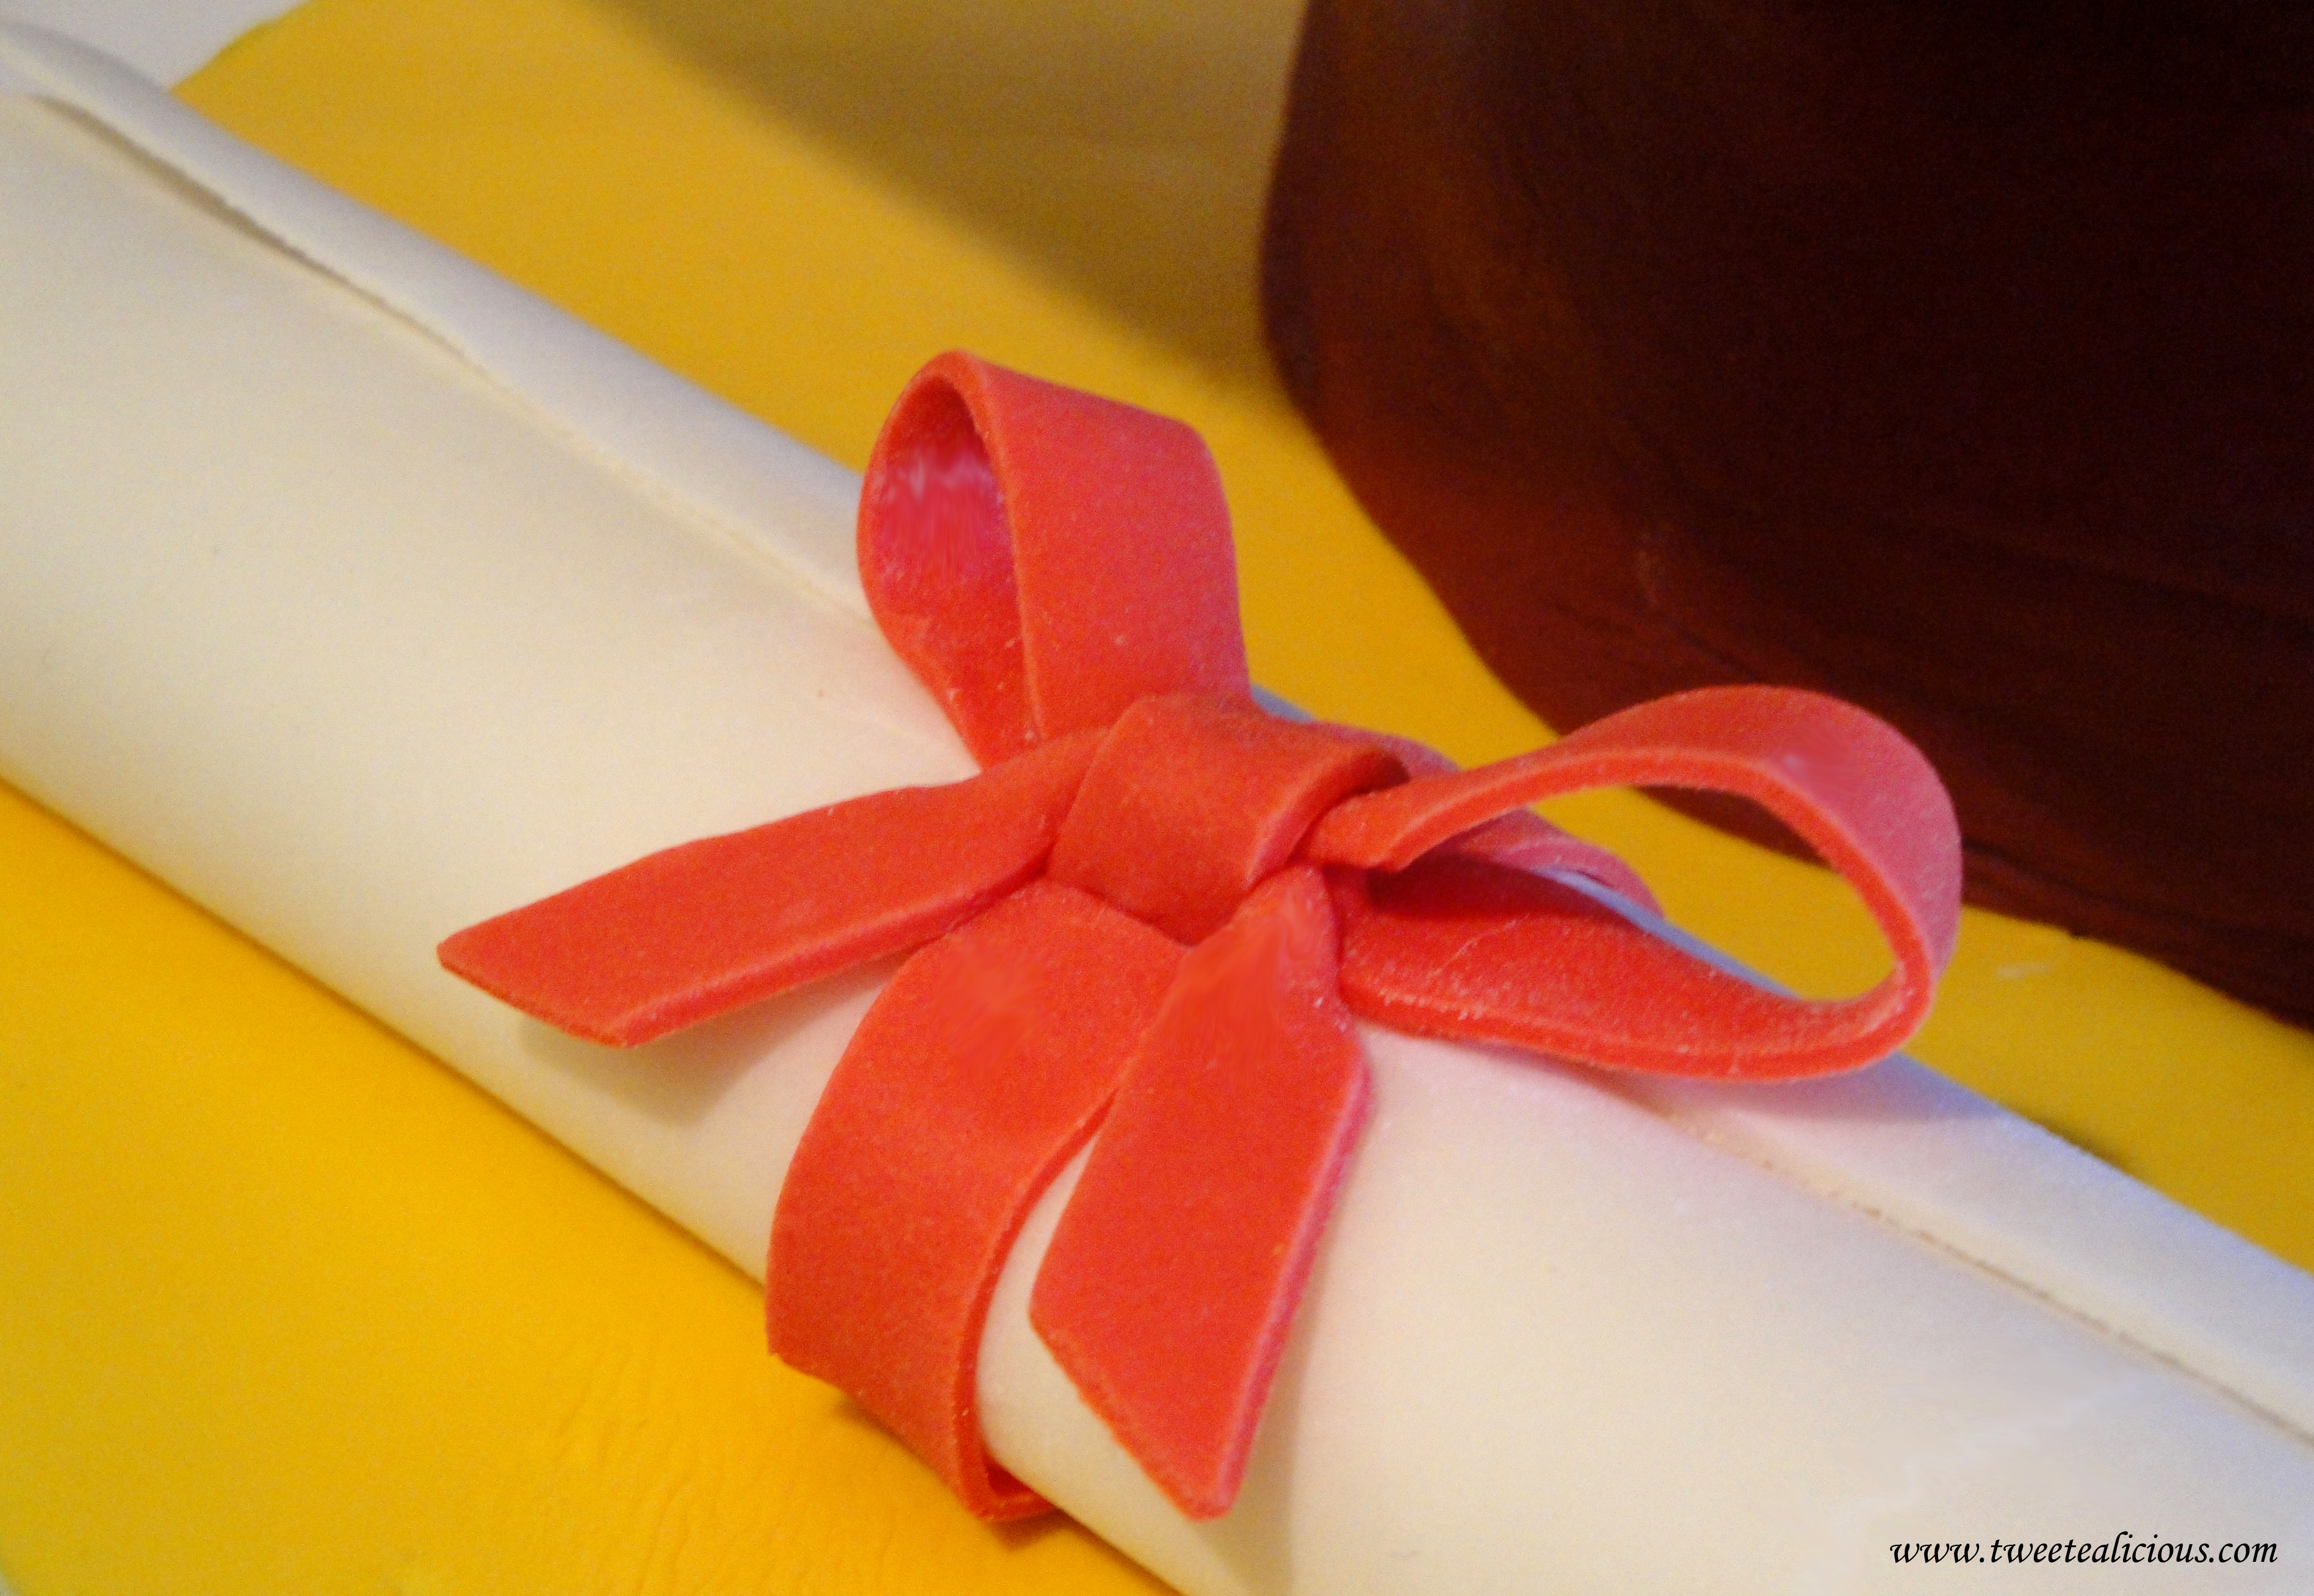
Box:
[5,27,2311,1593]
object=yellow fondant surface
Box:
[4,0,2309,1589]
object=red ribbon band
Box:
[439,351,1961,1523]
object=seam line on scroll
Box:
[1665,1103,2314,1455]
[1550,872,2314,1453]
[0,21,875,633]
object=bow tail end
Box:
[768,880,1186,1520]
[435,730,1102,1046]
[1030,866,1369,1520]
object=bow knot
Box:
[1046,691,1405,945]
[439,352,1960,1525]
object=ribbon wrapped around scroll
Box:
[439,351,1961,1523]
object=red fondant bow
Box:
[439,352,1961,1524]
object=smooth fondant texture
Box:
[444,351,1973,1519]
[0,0,296,87]
[1260,0,2314,1021]
[170,0,2314,1282]
[7,21,2314,1595]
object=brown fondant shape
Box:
[1261,0,2314,1021]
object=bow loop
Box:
[860,353,1252,763]
[1309,686,1962,1077]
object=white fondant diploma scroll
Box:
[5,27,2311,1594]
